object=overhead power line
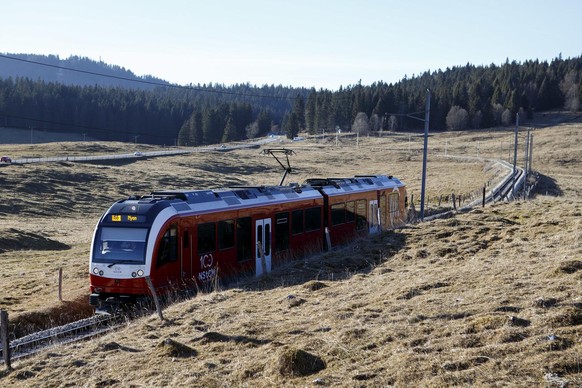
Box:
[0,54,295,100]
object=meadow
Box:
[0,113,580,386]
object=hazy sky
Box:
[2,0,580,90]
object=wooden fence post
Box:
[1,309,10,369]
[451,193,457,211]
[482,186,486,207]
[58,268,63,302]
[145,276,164,321]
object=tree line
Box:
[0,55,580,145]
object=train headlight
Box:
[99,270,104,276]
[132,272,137,278]
[137,269,144,277]
[92,267,99,274]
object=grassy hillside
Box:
[0,117,580,386]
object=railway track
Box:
[491,167,524,202]
[1,313,123,364]
[487,160,525,203]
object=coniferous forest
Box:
[0,53,580,145]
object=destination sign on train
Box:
[110,214,146,222]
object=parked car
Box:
[0,156,12,163]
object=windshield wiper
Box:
[107,260,139,268]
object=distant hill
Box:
[1,52,580,146]
[0,53,170,90]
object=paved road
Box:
[2,137,280,165]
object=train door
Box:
[255,218,272,276]
[181,228,193,283]
[369,199,380,234]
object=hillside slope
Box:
[2,198,580,386]
[0,122,580,386]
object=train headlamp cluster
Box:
[92,267,104,276]
[92,267,144,277]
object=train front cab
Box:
[89,195,190,312]
[89,219,153,308]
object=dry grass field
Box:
[0,113,580,386]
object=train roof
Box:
[150,184,322,210]
[101,174,405,223]
[303,174,404,195]
[103,184,323,220]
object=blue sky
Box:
[2,0,580,90]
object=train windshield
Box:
[93,227,148,265]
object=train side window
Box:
[331,203,346,225]
[218,219,235,250]
[346,201,356,222]
[305,206,321,231]
[264,223,271,256]
[291,209,303,235]
[275,212,289,251]
[198,222,216,255]
[157,224,178,267]
[236,217,252,262]
[356,199,367,230]
[183,231,189,248]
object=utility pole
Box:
[512,114,519,198]
[523,128,531,174]
[419,89,431,221]
[528,134,534,172]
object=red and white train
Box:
[89,174,406,310]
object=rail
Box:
[1,313,121,364]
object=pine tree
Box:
[203,108,222,145]
[256,109,272,136]
[221,116,237,142]
[305,90,317,134]
[192,111,203,145]
[285,112,300,139]
[177,118,191,146]
[292,94,306,131]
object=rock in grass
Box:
[276,347,326,377]
[157,338,197,358]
